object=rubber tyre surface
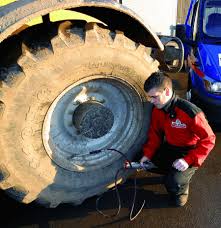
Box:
[0,22,159,207]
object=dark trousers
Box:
[151,143,198,196]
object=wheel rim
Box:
[42,76,144,172]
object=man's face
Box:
[146,87,169,109]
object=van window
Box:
[203,0,221,38]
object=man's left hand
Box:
[172,158,189,171]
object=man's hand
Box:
[173,158,189,171]
[140,156,150,164]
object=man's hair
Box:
[144,71,172,93]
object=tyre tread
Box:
[0,21,159,206]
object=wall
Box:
[123,0,178,36]
[177,0,191,24]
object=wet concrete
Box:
[1,72,221,228]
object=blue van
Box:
[176,0,221,126]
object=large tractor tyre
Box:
[0,21,159,207]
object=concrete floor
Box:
[0,72,221,228]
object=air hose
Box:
[89,148,155,221]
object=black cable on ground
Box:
[90,148,146,221]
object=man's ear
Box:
[165,87,170,96]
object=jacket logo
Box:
[171,119,187,128]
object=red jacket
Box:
[143,94,216,167]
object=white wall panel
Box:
[123,0,178,35]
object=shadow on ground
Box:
[0,172,174,227]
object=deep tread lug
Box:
[58,21,73,46]
[49,201,61,208]
[51,36,67,54]
[0,101,5,118]
[113,30,136,50]
[52,21,85,52]
[32,46,53,61]
[18,43,37,69]
[85,22,113,46]
[136,44,146,54]
[22,193,37,204]
[0,164,10,182]
[135,44,155,65]
[0,65,25,87]
[58,21,85,48]
[0,82,9,98]
[85,22,101,44]
[5,185,29,202]
[0,181,13,190]
[136,44,152,56]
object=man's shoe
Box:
[168,194,188,207]
[174,194,188,207]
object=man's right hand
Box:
[140,156,150,164]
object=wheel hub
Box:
[73,101,114,139]
[42,77,144,172]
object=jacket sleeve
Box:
[183,112,216,166]
[143,108,164,160]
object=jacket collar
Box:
[163,91,177,113]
